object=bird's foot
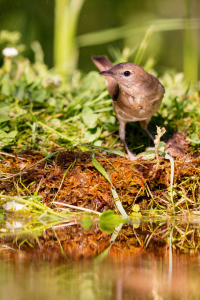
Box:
[126,150,148,161]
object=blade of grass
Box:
[77,18,200,47]
[91,152,128,218]
[52,155,77,203]
[94,223,123,263]
[52,228,69,260]
[160,152,175,214]
[134,25,154,65]
[81,143,125,157]
[0,194,70,220]
[36,120,75,143]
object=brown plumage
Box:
[91,56,165,160]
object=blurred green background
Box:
[0,0,199,81]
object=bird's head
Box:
[99,62,146,92]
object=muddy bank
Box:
[0,132,199,213]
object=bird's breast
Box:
[112,89,162,122]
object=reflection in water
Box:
[1,219,200,299]
[0,250,200,300]
[0,220,200,299]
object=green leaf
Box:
[0,130,17,148]
[15,85,24,100]
[91,154,112,184]
[92,153,128,218]
[101,115,116,124]
[40,147,50,157]
[83,126,101,142]
[82,107,99,129]
[180,82,190,103]
[81,216,93,230]
[186,134,200,144]
[24,65,34,84]
[0,115,10,123]
[1,73,12,96]
[99,210,126,234]
[136,150,155,160]
[47,97,56,106]
[7,131,18,139]
[31,89,47,102]
[157,141,167,151]
[81,144,125,157]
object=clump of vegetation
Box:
[0,39,116,152]
[0,30,199,154]
[0,30,200,246]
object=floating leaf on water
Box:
[99,210,126,234]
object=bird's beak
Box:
[99,70,113,76]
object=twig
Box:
[54,201,101,215]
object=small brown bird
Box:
[91,56,165,160]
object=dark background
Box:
[0,0,199,77]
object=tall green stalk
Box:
[183,0,198,84]
[54,0,85,77]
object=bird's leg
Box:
[144,128,154,142]
[140,120,155,150]
[119,120,146,161]
[119,120,134,159]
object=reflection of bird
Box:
[91,56,165,160]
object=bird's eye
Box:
[124,71,131,76]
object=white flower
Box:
[2,47,18,57]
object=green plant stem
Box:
[54,0,85,77]
[37,120,75,142]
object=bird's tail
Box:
[91,56,117,97]
[91,56,113,71]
